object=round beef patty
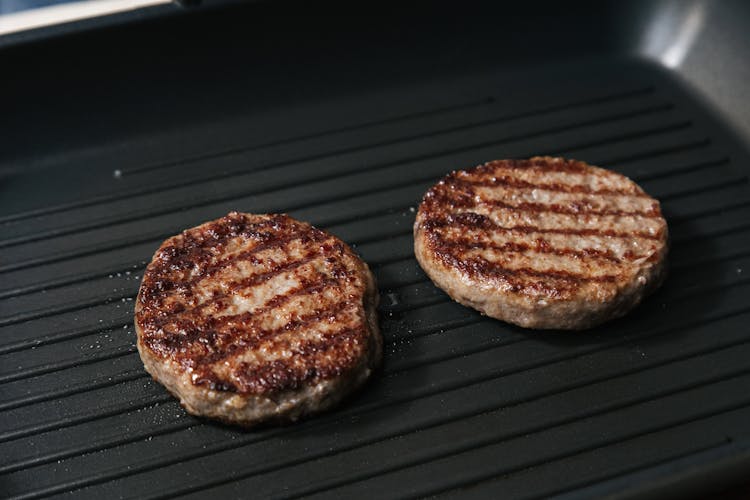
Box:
[414,157,668,330]
[135,212,381,426]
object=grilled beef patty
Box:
[135,212,381,426]
[414,157,668,330]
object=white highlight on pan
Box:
[0,0,170,36]
[642,0,707,69]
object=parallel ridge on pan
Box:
[1,150,748,392]
[3,69,750,499]
[1,197,746,410]
[0,86,651,228]
[1,135,742,326]
[1,237,747,447]
[2,114,741,338]
[0,91,748,398]
[0,88,717,295]
[1,200,748,410]
[0,95,495,225]
[0,85,668,249]
[4,284,750,498]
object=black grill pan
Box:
[2,2,750,498]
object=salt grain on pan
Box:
[113,169,122,179]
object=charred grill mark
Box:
[434,247,619,284]
[479,157,594,174]
[200,299,356,369]
[419,212,664,241]
[137,212,373,397]
[422,182,477,209]
[149,213,298,278]
[139,213,310,307]
[422,159,661,220]
[433,251,617,299]
[431,158,596,190]
[190,325,364,394]
[414,158,668,324]
[140,253,323,326]
[486,194,661,217]
[450,176,647,198]
[185,229,328,285]
[223,326,365,394]
[433,193,660,218]
[428,233,626,263]
[144,270,348,336]
[421,182,662,219]
[259,272,348,312]
[179,212,297,251]
[148,294,353,368]
[503,223,663,240]
[229,254,319,294]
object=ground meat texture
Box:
[135,212,381,427]
[413,157,668,330]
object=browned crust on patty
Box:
[135,212,381,426]
[413,157,669,330]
